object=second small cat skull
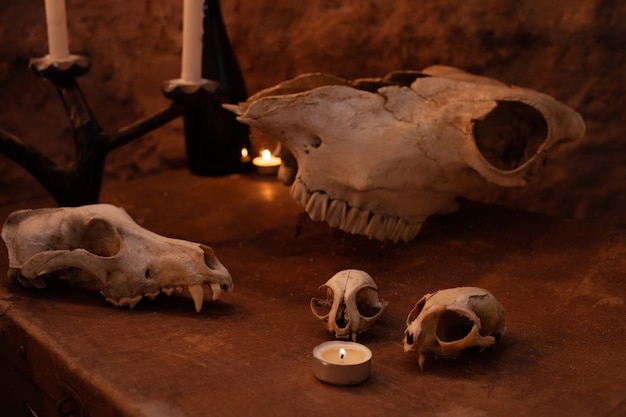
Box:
[310,269,388,341]
[403,287,506,370]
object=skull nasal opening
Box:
[201,244,222,269]
[436,310,474,342]
[334,301,349,329]
[405,331,414,346]
[473,101,548,171]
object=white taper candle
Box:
[181,0,204,82]
[44,0,70,60]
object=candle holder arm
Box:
[0,124,106,207]
[54,76,195,156]
[0,58,214,206]
[103,78,220,152]
[104,102,188,151]
[0,128,68,197]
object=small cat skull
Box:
[1,204,233,312]
[310,269,388,341]
[403,287,506,370]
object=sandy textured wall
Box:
[0,0,624,225]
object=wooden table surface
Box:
[0,169,624,417]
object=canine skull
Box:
[226,65,585,242]
[1,204,233,312]
[403,287,506,370]
[310,269,388,341]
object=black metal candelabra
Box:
[0,54,220,207]
[0,0,249,207]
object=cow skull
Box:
[225,65,585,242]
[1,204,233,312]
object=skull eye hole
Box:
[406,297,427,326]
[356,287,384,317]
[310,288,333,318]
[79,218,121,257]
[405,331,414,346]
[473,100,548,171]
[436,310,474,342]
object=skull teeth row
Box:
[291,179,423,242]
[101,282,223,312]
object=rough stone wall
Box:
[0,0,624,225]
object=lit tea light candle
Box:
[312,341,372,385]
[252,149,281,176]
[240,147,251,163]
[44,0,70,60]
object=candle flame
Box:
[241,148,249,158]
[261,149,272,161]
[339,348,346,360]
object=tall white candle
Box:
[44,0,70,60]
[181,0,204,82]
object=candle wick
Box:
[339,348,346,360]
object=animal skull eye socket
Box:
[80,218,121,257]
[407,297,427,326]
[310,288,333,317]
[356,287,384,317]
[405,331,414,346]
[473,100,548,171]
[436,310,474,342]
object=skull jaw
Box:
[292,178,445,243]
[404,325,497,370]
[14,248,232,313]
[310,298,365,342]
[327,308,388,342]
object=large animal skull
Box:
[403,287,506,370]
[310,269,388,341]
[1,204,233,312]
[226,65,585,242]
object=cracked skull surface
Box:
[226,65,585,242]
[1,204,233,312]
[310,269,388,342]
[403,287,506,370]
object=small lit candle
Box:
[312,341,372,385]
[181,0,204,83]
[240,147,251,164]
[44,0,70,60]
[252,149,281,176]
